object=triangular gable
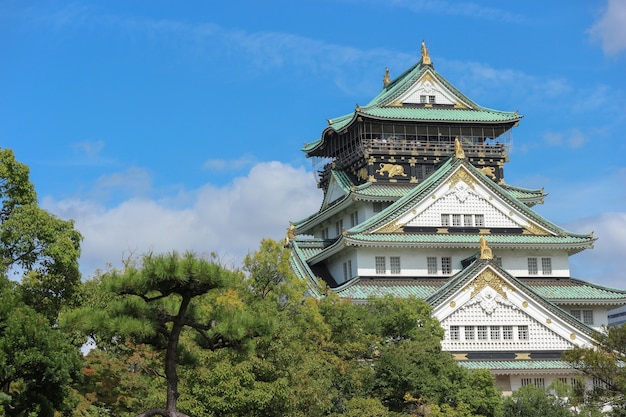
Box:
[395,69,471,108]
[431,262,596,351]
[321,170,352,210]
[371,161,553,236]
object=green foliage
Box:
[0,277,82,416]
[502,385,574,417]
[563,324,626,415]
[0,148,82,322]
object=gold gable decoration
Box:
[447,167,476,190]
[523,223,549,235]
[421,40,431,65]
[465,269,514,300]
[376,220,402,233]
[479,236,493,260]
[454,138,466,159]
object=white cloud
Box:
[567,212,626,289]
[589,0,626,55]
[543,129,587,149]
[203,154,256,171]
[43,161,321,276]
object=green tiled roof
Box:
[346,233,594,247]
[354,183,416,198]
[335,278,444,299]
[458,360,573,371]
[522,278,626,303]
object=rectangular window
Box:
[427,257,437,275]
[450,325,460,340]
[335,219,344,236]
[528,258,538,275]
[390,256,401,274]
[441,214,450,227]
[350,211,359,227]
[375,256,386,274]
[570,309,581,320]
[475,214,485,227]
[583,310,594,325]
[490,326,500,340]
[534,378,545,389]
[503,325,513,340]
[558,377,568,385]
[477,325,488,340]
[464,214,473,227]
[343,262,348,281]
[452,214,462,227]
[521,378,532,387]
[541,258,552,275]
[373,202,383,213]
[428,95,436,104]
[347,260,352,279]
[420,95,427,103]
[464,326,475,340]
[321,228,329,239]
[441,257,452,274]
[518,325,529,340]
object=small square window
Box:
[427,257,437,275]
[503,325,513,340]
[475,214,485,227]
[428,95,436,104]
[375,256,386,274]
[518,325,529,340]
[390,257,401,274]
[490,326,500,340]
[477,325,488,340]
[420,95,427,104]
[541,258,552,275]
[464,214,473,227]
[465,326,475,340]
[449,325,460,340]
[441,214,450,227]
[441,257,452,274]
[452,214,462,227]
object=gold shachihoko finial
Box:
[421,40,431,65]
[454,138,465,159]
[479,236,493,260]
[383,67,390,86]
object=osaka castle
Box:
[286,41,626,394]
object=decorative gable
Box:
[374,165,552,235]
[433,265,595,352]
[321,174,349,210]
[396,71,469,108]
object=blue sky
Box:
[2,0,625,288]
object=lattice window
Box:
[427,257,437,275]
[534,378,545,389]
[518,325,529,340]
[583,310,594,325]
[557,377,568,385]
[490,326,500,340]
[428,95,436,104]
[441,214,450,227]
[570,309,581,320]
[452,214,462,226]
[350,211,359,227]
[503,325,513,340]
[390,256,401,274]
[420,95,427,103]
[464,214,473,227]
[477,325,488,340]
[449,325,460,340]
[464,326,475,340]
[521,378,532,387]
[441,257,452,274]
[541,257,552,275]
[375,256,386,274]
[335,219,344,236]
[528,258,538,275]
[475,214,485,227]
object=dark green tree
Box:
[0,276,82,416]
[563,324,626,416]
[502,385,574,417]
[63,251,245,417]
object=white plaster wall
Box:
[499,250,570,277]
[355,247,473,277]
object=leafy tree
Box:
[63,251,245,417]
[0,276,82,416]
[502,385,574,417]
[0,148,82,322]
[563,324,626,416]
